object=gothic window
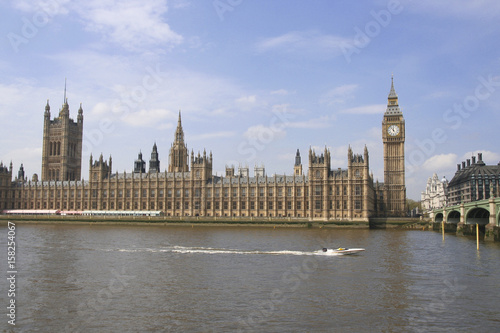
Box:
[315,186,321,196]
[315,170,320,178]
[355,169,360,178]
[315,201,321,210]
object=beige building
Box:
[0,79,407,219]
[421,173,448,212]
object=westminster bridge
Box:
[430,197,500,241]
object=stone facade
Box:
[0,78,406,220]
[421,173,448,212]
[41,96,83,182]
[447,153,500,206]
[378,76,407,217]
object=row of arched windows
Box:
[49,142,78,157]
[49,142,61,156]
[48,169,60,180]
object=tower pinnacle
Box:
[385,75,401,115]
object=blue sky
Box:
[1,0,499,200]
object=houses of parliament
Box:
[0,79,406,220]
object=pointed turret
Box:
[59,79,70,118]
[168,110,189,172]
[175,110,184,143]
[78,103,83,124]
[45,100,50,118]
[385,75,402,115]
[295,149,301,166]
[294,149,303,176]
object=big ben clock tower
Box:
[382,76,406,216]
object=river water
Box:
[2,223,500,332]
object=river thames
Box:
[2,223,500,332]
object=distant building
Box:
[421,173,448,212]
[447,153,500,206]
[0,78,407,219]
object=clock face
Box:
[388,125,400,136]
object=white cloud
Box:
[461,151,500,164]
[270,89,290,96]
[10,0,70,16]
[286,116,331,129]
[422,153,458,172]
[190,131,236,141]
[122,108,177,127]
[339,104,385,115]
[74,0,183,52]
[235,95,258,109]
[243,125,286,142]
[256,30,352,59]
[320,84,358,106]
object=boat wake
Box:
[113,246,353,256]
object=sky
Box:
[0,0,499,200]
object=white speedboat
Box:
[320,247,365,255]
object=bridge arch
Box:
[447,210,461,224]
[465,207,490,225]
[434,212,444,223]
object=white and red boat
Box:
[320,247,365,255]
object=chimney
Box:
[457,164,461,171]
[462,161,466,169]
[478,152,483,161]
[472,156,476,164]
[467,159,471,167]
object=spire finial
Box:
[64,78,67,104]
[388,74,398,99]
